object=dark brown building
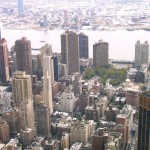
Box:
[2,109,22,134]
[92,128,105,150]
[61,31,80,74]
[0,38,9,83]
[15,37,32,75]
[138,92,150,150]
[105,106,118,122]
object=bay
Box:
[2,29,150,61]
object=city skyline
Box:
[0,0,150,149]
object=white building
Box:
[135,41,149,68]
[42,48,54,114]
[56,90,76,113]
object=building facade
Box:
[0,38,9,83]
[93,40,108,67]
[12,71,35,129]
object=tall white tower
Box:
[135,41,149,68]
[43,55,54,83]
[42,49,54,114]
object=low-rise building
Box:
[2,108,22,134]
[70,120,94,146]
[0,117,10,143]
[70,142,82,150]
[20,128,35,148]
[61,132,69,149]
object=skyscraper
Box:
[12,71,35,129]
[93,40,109,67]
[52,55,59,81]
[42,49,54,114]
[43,54,54,83]
[135,41,149,68]
[0,38,9,83]
[79,33,89,59]
[138,92,150,150]
[61,31,80,74]
[18,0,23,15]
[15,37,32,75]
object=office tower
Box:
[138,92,150,150]
[52,55,59,81]
[135,41,149,68]
[15,37,32,75]
[93,40,109,67]
[79,33,89,59]
[0,38,9,83]
[12,71,35,129]
[61,31,80,74]
[18,0,23,15]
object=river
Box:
[2,29,150,60]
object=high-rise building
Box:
[15,37,32,75]
[138,92,150,150]
[52,55,59,82]
[18,0,23,15]
[12,71,35,129]
[135,41,149,68]
[43,53,54,83]
[61,31,80,74]
[0,38,9,83]
[79,33,89,59]
[93,40,109,67]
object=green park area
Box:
[83,65,127,86]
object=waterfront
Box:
[3,29,150,60]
